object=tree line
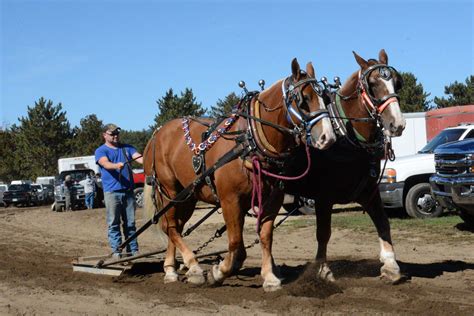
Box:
[0,73,472,183]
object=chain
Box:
[192,203,300,255]
[193,226,226,254]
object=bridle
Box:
[357,64,402,118]
[329,63,402,156]
[281,73,329,145]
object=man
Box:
[64,175,74,211]
[80,173,96,210]
[95,123,143,258]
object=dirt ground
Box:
[1,204,473,315]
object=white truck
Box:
[53,155,100,211]
[380,124,474,218]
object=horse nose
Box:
[316,130,335,149]
[389,122,405,136]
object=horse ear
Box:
[353,51,369,70]
[291,58,301,80]
[306,62,315,78]
[379,49,388,64]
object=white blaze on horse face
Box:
[381,78,406,137]
[312,95,336,150]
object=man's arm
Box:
[98,156,124,170]
[132,152,143,165]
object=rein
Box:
[250,144,312,233]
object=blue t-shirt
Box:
[95,144,137,192]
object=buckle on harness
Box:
[145,176,155,186]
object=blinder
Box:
[359,64,402,114]
[282,74,329,145]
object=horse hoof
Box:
[318,263,336,282]
[164,271,178,284]
[207,265,224,286]
[185,265,206,285]
[263,280,282,292]
[262,275,282,292]
[380,265,402,284]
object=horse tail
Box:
[143,182,168,245]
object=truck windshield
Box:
[9,184,28,191]
[418,129,465,153]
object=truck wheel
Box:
[134,187,144,208]
[405,183,443,218]
[459,210,474,228]
[282,196,315,215]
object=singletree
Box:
[433,75,473,108]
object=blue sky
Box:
[1,0,472,131]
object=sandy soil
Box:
[1,204,473,315]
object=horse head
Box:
[353,49,406,137]
[284,58,336,150]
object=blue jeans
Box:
[104,190,138,254]
[85,192,94,209]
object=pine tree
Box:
[398,72,431,112]
[70,114,104,156]
[152,88,206,129]
[209,92,241,118]
[0,128,17,182]
[14,97,72,179]
[433,75,473,108]
[120,129,152,153]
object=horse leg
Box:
[315,202,336,282]
[359,192,401,283]
[161,200,205,285]
[259,189,284,292]
[142,183,179,283]
[208,197,247,286]
[163,240,178,283]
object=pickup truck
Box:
[379,124,474,218]
[52,169,98,211]
[430,139,474,227]
[3,184,39,207]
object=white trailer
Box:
[390,112,427,157]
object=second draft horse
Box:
[285,49,406,283]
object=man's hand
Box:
[115,162,124,170]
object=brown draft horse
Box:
[142,59,336,291]
[285,49,406,283]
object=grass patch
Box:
[280,212,474,242]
